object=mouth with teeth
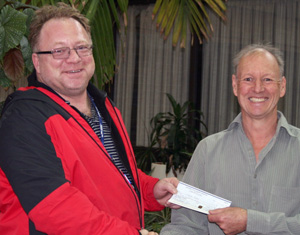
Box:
[249,97,268,102]
[66,69,82,74]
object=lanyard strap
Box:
[87,93,132,186]
[88,93,104,145]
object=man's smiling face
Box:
[232,50,286,121]
[32,17,95,100]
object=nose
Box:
[253,79,264,92]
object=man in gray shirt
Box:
[161,44,300,234]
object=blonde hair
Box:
[29,2,91,51]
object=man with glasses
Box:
[0,3,178,235]
[161,44,300,235]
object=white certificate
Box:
[168,181,231,214]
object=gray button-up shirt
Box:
[161,111,300,235]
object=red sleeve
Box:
[138,169,165,211]
[29,183,140,235]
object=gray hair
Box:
[233,43,284,77]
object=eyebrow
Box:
[240,72,276,77]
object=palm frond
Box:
[152,0,227,48]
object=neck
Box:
[242,112,278,135]
[242,113,278,161]
[60,91,92,117]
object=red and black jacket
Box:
[0,72,163,234]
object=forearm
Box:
[138,169,164,211]
[247,209,300,234]
[29,183,140,234]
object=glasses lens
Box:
[52,47,69,59]
[76,46,93,57]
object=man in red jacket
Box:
[0,3,179,235]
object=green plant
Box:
[86,0,128,87]
[0,0,227,90]
[0,0,128,89]
[152,0,227,47]
[137,93,207,176]
[0,1,36,88]
[144,207,171,233]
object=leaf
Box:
[91,1,116,87]
[3,48,24,81]
[214,0,227,11]
[23,8,35,37]
[0,69,12,88]
[153,0,227,46]
[0,5,27,60]
[188,0,209,42]
[117,0,128,13]
[203,0,226,22]
[166,93,178,111]
[109,0,120,29]
[156,0,169,27]
[0,0,5,9]
[160,0,177,34]
[84,0,98,21]
[20,36,33,73]
[80,0,128,87]
[179,5,188,48]
[171,0,184,46]
[70,0,86,12]
[152,0,163,18]
[164,0,179,38]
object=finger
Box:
[209,208,225,214]
[165,201,181,209]
[161,182,177,194]
[148,232,158,235]
[139,229,149,235]
[169,204,181,209]
[168,177,180,187]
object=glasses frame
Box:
[35,45,93,59]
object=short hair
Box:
[29,2,91,52]
[233,43,284,77]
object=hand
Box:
[139,228,158,235]
[153,177,180,209]
[207,207,247,235]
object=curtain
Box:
[114,5,191,146]
[114,6,139,136]
[201,0,300,135]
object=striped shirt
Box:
[82,98,134,186]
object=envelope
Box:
[168,181,232,214]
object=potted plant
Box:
[136,94,207,232]
[136,93,207,178]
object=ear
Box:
[32,53,40,73]
[280,76,286,98]
[232,74,238,96]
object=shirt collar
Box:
[228,111,297,138]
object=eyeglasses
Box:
[35,45,93,59]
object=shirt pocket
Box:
[268,186,300,216]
